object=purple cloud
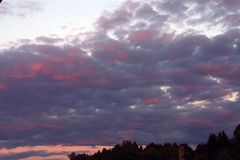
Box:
[0,0,240,159]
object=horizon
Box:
[0,0,240,159]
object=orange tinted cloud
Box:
[20,155,67,160]
[0,145,111,155]
[0,145,112,160]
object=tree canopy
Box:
[68,124,240,160]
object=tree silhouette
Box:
[68,124,240,160]
[234,124,240,144]
[68,152,76,160]
[217,131,229,149]
[216,151,233,160]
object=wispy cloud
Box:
[0,0,43,17]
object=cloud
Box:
[0,0,240,159]
[0,0,43,17]
[0,145,111,160]
[0,150,58,160]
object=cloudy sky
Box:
[0,0,240,159]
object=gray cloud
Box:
[0,0,240,159]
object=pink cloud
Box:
[0,82,7,91]
[30,63,45,73]
[180,84,206,93]
[128,30,157,42]
[196,63,230,75]
[106,52,128,65]
[0,48,100,84]
[142,97,160,105]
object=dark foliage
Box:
[68,124,240,160]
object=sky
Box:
[0,0,240,159]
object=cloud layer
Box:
[0,0,240,159]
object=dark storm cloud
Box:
[0,0,240,156]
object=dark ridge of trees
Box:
[68,124,240,160]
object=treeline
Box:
[68,124,240,160]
